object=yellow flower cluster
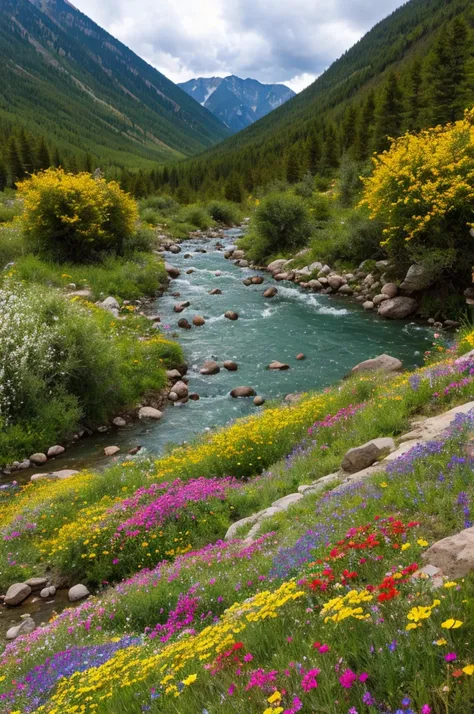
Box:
[361,108,474,244]
[321,589,373,624]
[406,599,440,630]
[33,581,305,713]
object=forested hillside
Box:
[0,0,229,185]
[160,0,474,198]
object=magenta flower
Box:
[301,668,321,692]
[444,652,457,662]
[420,706,432,714]
[228,683,235,696]
[339,669,358,689]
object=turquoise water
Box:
[20,229,432,475]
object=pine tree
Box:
[83,153,93,173]
[286,148,300,183]
[53,147,62,168]
[0,159,7,192]
[355,91,376,161]
[7,137,24,187]
[68,154,78,173]
[407,60,423,131]
[374,72,404,152]
[224,172,244,202]
[18,129,33,175]
[341,104,358,152]
[427,19,469,125]
[35,137,51,171]
[322,123,339,170]
[307,130,321,174]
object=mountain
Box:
[0,0,229,169]
[173,0,473,193]
[178,75,295,132]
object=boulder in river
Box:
[189,393,200,401]
[25,577,47,591]
[104,446,120,457]
[200,360,220,375]
[223,360,238,371]
[168,244,181,254]
[296,353,305,361]
[174,301,190,313]
[166,369,182,381]
[165,263,181,279]
[267,259,286,274]
[362,301,374,310]
[232,249,245,260]
[268,361,290,371]
[4,583,31,606]
[378,297,418,319]
[7,617,36,641]
[47,445,65,457]
[231,386,256,398]
[129,446,142,455]
[113,417,126,427]
[171,381,189,399]
[351,354,403,376]
[242,278,252,286]
[253,396,265,406]
[327,275,346,291]
[224,311,239,321]
[251,276,264,285]
[68,584,90,602]
[263,287,278,298]
[209,288,222,295]
[373,294,389,305]
[177,318,192,329]
[381,283,398,298]
[30,453,47,465]
[192,315,206,326]
[138,407,163,420]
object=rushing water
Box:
[15,228,432,476]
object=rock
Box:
[192,315,206,326]
[177,318,192,329]
[232,249,245,259]
[209,288,222,295]
[274,272,293,282]
[40,586,55,598]
[251,276,264,285]
[253,396,265,406]
[308,261,323,273]
[235,259,249,268]
[4,583,32,606]
[68,584,90,602]
[351,354,403,375]
[17,459,31,470]
[186,269,195,275]
[230,386,256,398]
[200,360,220,375]
[128,446,142,455]
[318,265,331,277]
[168,392,179,402]
[362,301,374,310]
[318,277,328,286]
[272,493,304,510]
[138,407,163,420]
[263,287,278,298]
[296,353,305,360]
[31,469,79,482]
[171,292,181,297]
[223,361,238,371]
[285,393,302,403]
[373,294,389,305]
[338,284,353,296]
[400,264,435,293]
[171,381,189,399]
[165,263,180,279]
[30,453,47,465]
[422,527,474,578]
[328,275,345,291]
[97,426,109,433]
[47,445,65,457]
[242,278,252,286]
[168,244,181,254]
[104,446,120,457]
[25,577,47,591]
[174,301,190,313]
[307,280,322,291]
[268,360,290,370]
[267,259,287,273]
[378,297,418,319]
[224,311,239,321]
[381,283,398,298]
[342,437,396,474]
[189,393,200,401]
[6,617,36,640]
[113,417,126,427]
[166,369,182,381]
[100,296,120,315]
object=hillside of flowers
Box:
[0,330,473,713]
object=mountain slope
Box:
[0,0,230,168]
[179,75,295,132]
[174,0,473,190]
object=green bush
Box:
[310,210,385,266]
[177,204,213,230]
[294,172,315,198]
[243,192,311,262]
[206,200,241,226]
[139,195,179,214]
[140,207,163,226]
[19,168,139,263]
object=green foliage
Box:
[294,172,316,198]
[243,193,311,262]
[19,169,139,264]
[176,204,213,231]
[0,224,25,266]
[310,208,385,266]
[206,200,241,225]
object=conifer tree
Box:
[68,154,78,174]
[355,91,376,161]
[7,137,24,187]
[374,72,404,152]
[224,172,244,202]
[286,148,300,183]
[407,59,423,131]
[341,104,358,152]
[427,18,469,125]
[307,130,321,174]
[0,159,7,192]
[322,123,339,170]
[35,137,51,171]
[83,153,93,173]
[52,147,62,168]
[18,129,33,175]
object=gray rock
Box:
[138,407,163,420]
[101,296,120,313]
[342,437,396,474]
[224,311,239,321]
[171,381,189,399]
[263,287,278,298]
[307,280,322,291]
[267,259,287,273]
[25,577,47,591]
[327,275,345,291]
[268,360,290,370]
[223,361,238,371]
[6,617,36,640]
[209,288,222,295]
[68,584,90,602]
[113,417,126,427]
[166,369,182,381]
[422,527,474,578]
[381,283,398,298]
[200,360,220,375]
[40,586,56,598]
[362,301,374,310]
[378,297,418,319]
[192,315,205,326]
[400,264,436,293]
[30,453,47,465]
[251,276,264,285]
[351,354,403,376]
[232,249,245,260]
[4,583,31,606]
[47,445,65,457]
[338,284,353,296]
[168,244,181,254]
[177,318,192,329]
[372,294,389,305]
[272,493,303,510]
[230,386,256,398]
[253,396,265,406]
[165,263,180,279]
[318,265,331,277]
[104,446,120,457]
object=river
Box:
[16,228,432,477]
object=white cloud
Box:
[72,0,405,90]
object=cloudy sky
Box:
[72,0,406,92]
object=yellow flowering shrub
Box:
[361,108,474,277]
[18,168,138,263]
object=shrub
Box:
[18,168,139,263]
[140,207,162,226]
[243,192,311,261]
[139,195,179,213]
[361,109,474,280]
[176,204,213,230]
[206,200,240,225]
[294,172,315,198]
